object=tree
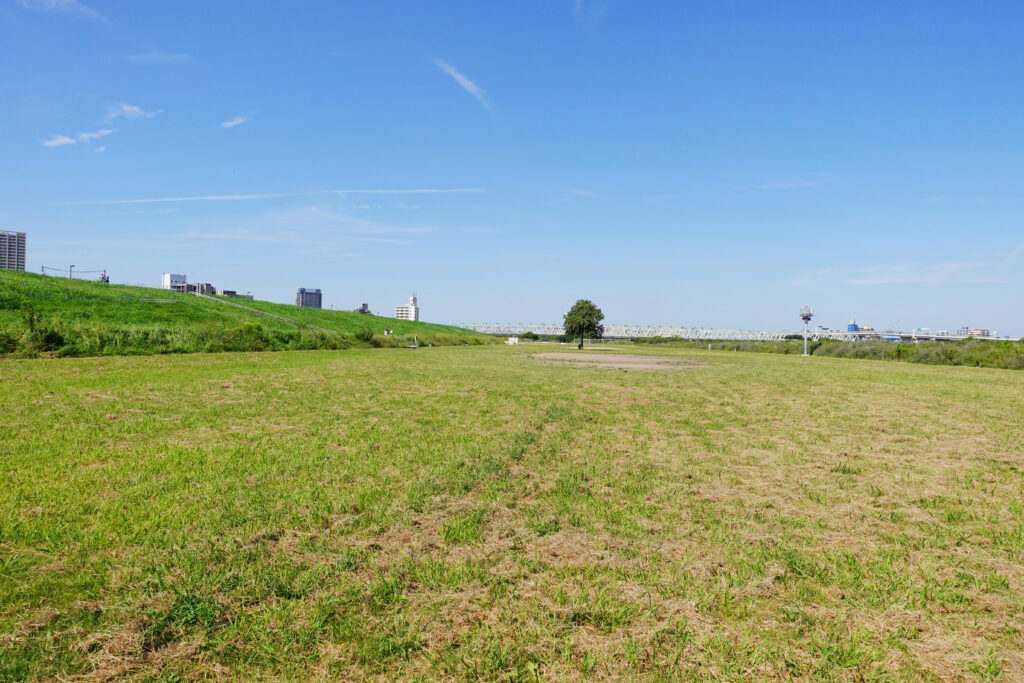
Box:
[563,299,604,350]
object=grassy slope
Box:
[218,295,471,337]
[2,346,1023,680]
[0,270,480,338]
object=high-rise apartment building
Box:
[296,288,322,308]
[395,294,419,321]
[0,231,27,271]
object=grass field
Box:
[2,346,1023,680]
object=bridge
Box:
[457,323,1018,343]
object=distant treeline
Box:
[519,331,574,343]
[1,302,494,358]
[631,337,1024,370]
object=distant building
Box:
[847,318,859,332]
[161,273,186,291]
[188,282,216,295]
[1,231,27,271]
[296,288,322,308]
[356,303,371,315]
[395,294,419,321]
[217,289,254,300]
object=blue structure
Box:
[847,318,859,332]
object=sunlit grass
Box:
[1,346,1022,680]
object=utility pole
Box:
[69,265,75,279]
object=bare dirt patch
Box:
[532,352,701,371]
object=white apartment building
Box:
[395,294,419,322]
[161,273,186,291]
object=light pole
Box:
[69,265,75,279]
[800,305,814,356]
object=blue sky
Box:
[2,1,1022,334]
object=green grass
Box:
[632,336,1024,370]
[0,270,490,357]
[2,346,1023,680]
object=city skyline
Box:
[2,2,1022,334]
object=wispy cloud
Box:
[1007,244,1024,261]
[848,263,1002,286]
[17,0,98,19]
[563,188,601,198]
[922,195,990,204]
[43,129,113,148]
[640,194,675,204]
[42,134,77,147]
[65,188,485,205]
[126,52,191,65]
[221,112,256,129]
[95,145,106,153]
[744,180,818,191]
[105,102,161,121]
[573,0,613,27]
[324,188,484,197]
[174,206,429,246]
[72,193,293,205]
[792,262,1004,287]
[303,207,434,235]
[76,129,113,143]
[179,229,299,244]
[434,58,492,112]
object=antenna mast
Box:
[800,305,814,356]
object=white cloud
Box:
[221,113,255,129]
[42,134,76,147]
[573,0,612,27]
[17,0,98,18]
[793,262,1003,287]
[74,193,294,205]
[303,206,433,235]
[923,195,990,204]
[1007,244,1024,261]
[106,102,161,121]
[434,58,493,112]
[66,188,484,205]
[324,188,484,197]
[76,129,113,143]
[745,180,818,191]
[847,263,999,285]
[126,52,191,65]
[95,145,106,153]
[179,229,299,244]
[564,188,601,198]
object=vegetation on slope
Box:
[0,271,491,358]
[632,336,1024,369]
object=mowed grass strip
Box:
[1,346,1023,680]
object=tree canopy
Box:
[563,299,604,349]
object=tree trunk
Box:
[578,336,583,350]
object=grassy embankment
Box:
[631,337,1024,370]
[2,346,1023,680]
[0,270,491,357]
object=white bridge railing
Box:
[460,323,791,340]
[457,323,1017,343]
